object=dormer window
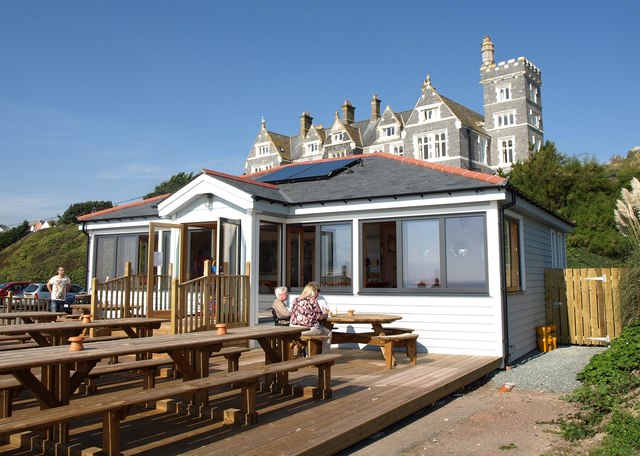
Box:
[419,105,440,123]
[382,126,396,137]
[332,132,345,143]
[497,85,511,102]
[424,107,439,121]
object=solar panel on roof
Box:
[256,158,360,184]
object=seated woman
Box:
[272,286,291,323]
[289,282,332,353]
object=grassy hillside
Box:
[0,225,87,286]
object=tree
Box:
[508,142,629,263]
[58,201,113,225]
[144,172,197,199]
[0,221,30,251]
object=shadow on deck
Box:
[2,348,501,456]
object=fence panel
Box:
[545,268,624,345]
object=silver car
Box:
[21,282,85,313]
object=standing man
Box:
[48,266,71,313]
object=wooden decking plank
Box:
[252,358,488,455]
[180,353,499,456]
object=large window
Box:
[496,111,516,127]
[417,131,447,159]
[363,214,487,291]
[287,223,352,291]
[259,222,282,294]
[95,233,159,281]
[499,137,515,165]
[504,217,522,292]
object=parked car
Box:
[0,281,32,304]
[21,282,86,313]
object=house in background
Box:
[29,220,52,232]
[79,153,571,364]
[245,36,543,175]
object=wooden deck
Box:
[1,348,501,456]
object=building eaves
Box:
[78,194,170,222]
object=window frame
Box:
[332,132,346,143]
[497,84,511,102]
[504,216,523,293]
[256,143,270,156]
[360,213,489,294]
[381,126,396,137]
[416,130,447,160]
[286,222,353,293]
[499,136,515,165]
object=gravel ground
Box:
[339,345,607,455]
[488,344,607,393]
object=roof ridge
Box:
[370,152,506,184]
[77,194,170,221]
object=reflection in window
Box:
[445,217,487,288]
[259,222,281,294]
[505,218,522,292]
[320,224,352,288]
[363,221,397,288]
[287,223,352,290]
[402,219,440,288]
[363,215,488,291]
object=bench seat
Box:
[0,353,340,456]
[299,334,330,356]
[369,333,418,369]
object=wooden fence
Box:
[545,268,623,345]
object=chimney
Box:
[481,35,495,69]
[300,112,313,137]
[342,100,355,124]
[370,94,381,120]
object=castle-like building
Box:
[245,36,543,174]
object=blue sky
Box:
[1,1,638,226]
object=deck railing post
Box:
[123,262,132,318]
[170,278,179,334]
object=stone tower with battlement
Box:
[480,36,543,169]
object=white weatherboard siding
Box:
[506,215,553,361]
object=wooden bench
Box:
[299,334,331,356]
[381,327,414,335]
[0,335,32,343]
[370,333,419,369]
[84,346,249,393]
[82,357,175,394]
[0,353,340,456]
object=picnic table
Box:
[0,317,169,346]
[326,313,404,343]
[0,312,65,324]
[326,313,417,368]
[0,325,307,442]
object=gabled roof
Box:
[439,94,486,134]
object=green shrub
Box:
[561,321,640,454]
